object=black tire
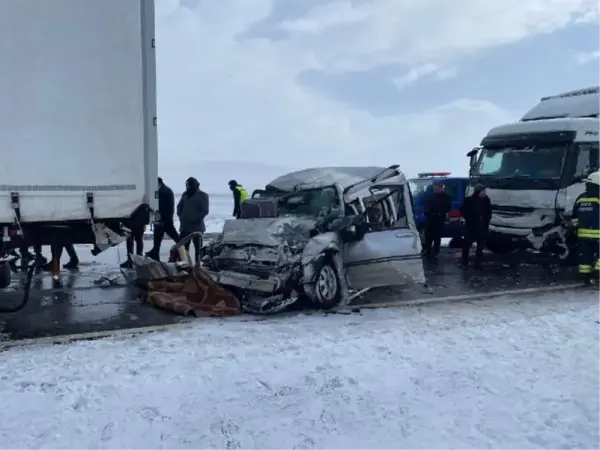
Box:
[448,237,463,248]
[0,262,11,289]
[486,240,516,255]
[557,242,578,266]
[311,256,341,310]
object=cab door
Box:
[343,185,425,290]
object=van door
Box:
[343,186,425,290]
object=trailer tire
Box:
[486,240,516,255]
[448,237,463,248]
[0,262,11,289]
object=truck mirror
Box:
[466,148,479,168]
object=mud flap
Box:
[92,222,129,252]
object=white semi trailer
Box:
[0,0,159,288]
[467,86,599,262]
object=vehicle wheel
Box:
[486,240,516,255]
[0,262,11,289]
[311,257,341,309]
[558,241,578,266]
[448,237,463,248]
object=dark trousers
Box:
[20,244,44,260]
[577,237,599,280]
[126,227,144,261]
[180,229,203,265]
[150,219,180,256]
[424,219,444,256]
[51,242,78,262]
[461,228,487,266]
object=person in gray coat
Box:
[177,177,209,264]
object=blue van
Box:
[408,172,469,247]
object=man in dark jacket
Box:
[423,182,452,260]
[177,177,209,264]
[146,177,180,260]
[228,180,249,219]
[460,184,492,268]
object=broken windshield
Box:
[276,187,340,218]
[475,144,567,179]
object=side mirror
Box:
[467,147,479,168]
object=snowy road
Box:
[0,241,580,341]
[0,290,597,449]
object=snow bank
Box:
[0,290,597,449]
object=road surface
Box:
[0,289,597,448]
[0,241,580,342]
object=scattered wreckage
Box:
[135,166,426,315]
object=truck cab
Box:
[409,172,469,246]
[467,86,600,261]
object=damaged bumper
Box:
[205,269,281,293]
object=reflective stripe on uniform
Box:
[575,197,600,204]
[577,228,600,239]
[235,185,249,202]
[579,264,592,274]
[595,260,600,271]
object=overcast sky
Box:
[154,0,599,191]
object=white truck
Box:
[0,0,159,288]
[467,86,599,262]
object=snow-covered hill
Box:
[158,159,297,195]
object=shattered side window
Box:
[389,188,409,228]
[363,193,392,230]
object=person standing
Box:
[42,242,79,271]
[146,177,180,260]
[422,182,452,260]
[460,184,492,268]
[228,179,249,219]
[177,177,209,264]
[571,171,600,284]
[120,224,145,269]
[120,204,151,269]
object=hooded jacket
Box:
[177,177,209,232]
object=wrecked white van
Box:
[202,166,425,314]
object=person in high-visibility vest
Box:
[571,170,600,284]
[228,180,249,219]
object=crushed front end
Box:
[202,217,316,313]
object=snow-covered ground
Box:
[0,290,598,449]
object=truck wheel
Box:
[558,242,578,266]
[448,237,463,248]
[311,257,341,310]
[486,240,516,255]
[0,262,11,289]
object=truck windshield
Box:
[475,144,567,179]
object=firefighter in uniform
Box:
[571,170,600,284]
[228,180,249,219]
